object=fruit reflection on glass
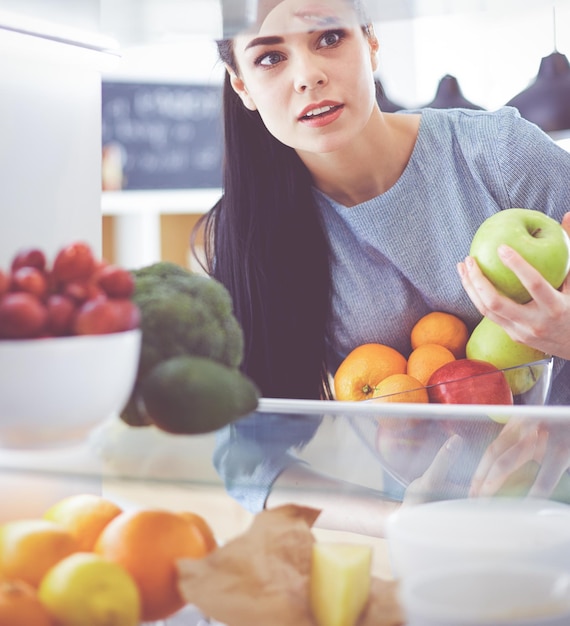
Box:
[469,208,570,303]
[375,417,446,483]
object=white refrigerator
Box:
[0,5,118,268]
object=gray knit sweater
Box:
[214,106,570,513]
[319,106,570,402]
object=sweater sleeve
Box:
[212,411,322,513]
[495,106,570,219]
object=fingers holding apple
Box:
[459,207,570,362]
[562,211,570,237]
[468,208,570,303]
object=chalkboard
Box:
[102,81,223,190]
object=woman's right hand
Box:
[403,434,466,506]
[469,415,570,499]
[457,212,570,360]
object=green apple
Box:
[466,316,548,395]
[470,208,570,303]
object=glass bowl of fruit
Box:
[371,356,554,407]
[0,243,141,449]
[353,356,556,499]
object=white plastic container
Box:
[401,563,570,626]
[385,497,570,580]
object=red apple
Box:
[10,266,48,299]
[10,248,46,272]
[0,292,48,338]
[52,242,96,282]
[62,279,105,304]
[0,270,10,296]
[46,294,77,336]
[96,265,135,298]
[427,358,513,405]
[73,297,139,335]
[73,298,120,335]
[111,299,141,331]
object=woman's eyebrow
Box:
[245,35,285,50]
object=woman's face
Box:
[229,0,379,154]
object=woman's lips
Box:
[299,104,344,127]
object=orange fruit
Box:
[407,343,456,386]
[410,311,469,359]
[372,373,429,403]
[0,579,54,626]
[0,520,79,588]
[43,494,122,552]
[94,508,210,621]
[177,512,217,553]
[334,343,407,401]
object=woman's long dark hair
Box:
[192,44,332,400]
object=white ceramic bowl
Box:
[0,329,141,448]
[386,497,570,581]
[400,562,570,626]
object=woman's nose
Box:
[293,56,328,92]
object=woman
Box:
[194,0,570,534]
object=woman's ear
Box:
[366,26,380,72]
[227,67,257,111]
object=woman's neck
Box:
[299,109,421,208]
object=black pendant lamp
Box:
[506,51,570,133]
[422,74,485,110]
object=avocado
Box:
[140,355,260,435]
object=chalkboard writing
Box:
[102,82,223,190]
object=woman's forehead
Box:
[232,0,364,38]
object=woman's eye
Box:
[317,29,345,48]
[255,51,284,67]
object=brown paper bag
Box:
[177,504,404,626]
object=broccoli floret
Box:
[130,261,191,281]
[132,266,244,380]
[122,263,245,426]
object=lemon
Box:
[38,552,140,626]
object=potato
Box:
[310,543,372,626]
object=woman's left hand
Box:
[457,212,570,360]
[469,416,570,498]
